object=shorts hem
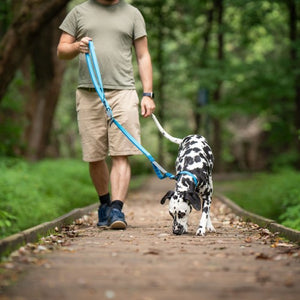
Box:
[109,151,142,157]
[82,152,142,162]
[82,156,107,162]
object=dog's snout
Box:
[173,223,185,235]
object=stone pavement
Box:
[0,177,299,300]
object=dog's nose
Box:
[173,224,184,235]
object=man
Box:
[57,0,155,229]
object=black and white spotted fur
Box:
[152,114,215,236]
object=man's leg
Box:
[89,160,109,196]
[108,155,130,229]
[110,156,131,202]
[105,90,140,228]
[89,160,111,227]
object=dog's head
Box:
[161,190,201,235]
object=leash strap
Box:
[85,41,176,180]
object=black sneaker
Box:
[108,208,127,229]
[97,204,110,227]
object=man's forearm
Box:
[138,52,155,117]
[138,53,153,92]
[57,41,80,60]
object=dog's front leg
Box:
[206,214,216,232]
[196,195,212,236]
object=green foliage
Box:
[1,0,299,171]
[280,204,300,230]
[0,210,16,231]
[0,158,96,239]
[0,0,12,37]
[217,170,300,231]
[279,181,300,230]
[131,0,299,170]
[0,73,27,157]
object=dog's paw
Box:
[206,224,216,232]
[196,227,206,236]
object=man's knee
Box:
[111,156,131,174]
[112,156,129,165]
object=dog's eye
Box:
[169,212,174,219]
[178,211,186,219]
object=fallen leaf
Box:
[75,218,83,225]
[276,242,294,248]
[244,237,252,243]
[255,252,271,260]
[143,249,160,255]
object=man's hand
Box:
[79,37,92,53]
[57,33,92,60]
[141,96,155,117]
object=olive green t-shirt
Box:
[59,0,147,89]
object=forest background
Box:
[0,0,299,238]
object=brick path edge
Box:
[0,203,98,258]
[215,193,300,244]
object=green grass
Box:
[0,158,147,239]
[0,158,96,239]
[215,170,300,231]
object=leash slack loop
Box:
[85,41,175,181]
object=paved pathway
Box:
[0,177,299,300]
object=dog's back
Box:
[176,135,214,181]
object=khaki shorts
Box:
[76,88,141,162]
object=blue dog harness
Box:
[85,41,198,186]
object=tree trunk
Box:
[194,3,214,133]
[25,9,66,160]
[212,0,224,172]
[287,0,300,168]
[0,0,70,101]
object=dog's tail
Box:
[151,114,183,145]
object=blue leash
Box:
[85,41,176,181]
[85,41,199,186]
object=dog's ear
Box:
[183,192,201,211]
[161,190,174,205]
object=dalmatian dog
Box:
[152,114,215,236]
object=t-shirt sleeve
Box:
[59,7,78,38]
[133,9,147,40]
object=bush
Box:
[280,204,300,230]
[217,169,300,231]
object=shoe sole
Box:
[97,224,108,229]
[109,220,127,230]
